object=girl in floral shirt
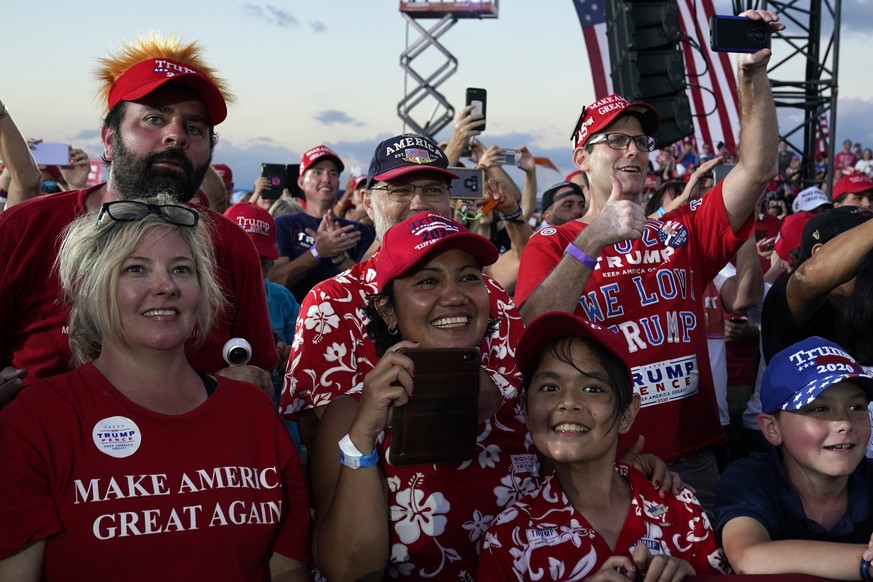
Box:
[478,312,730,581]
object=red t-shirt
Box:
[835,151,859,173]
[515,183,752,461]
[0,186,277,383]
[0,364,310,580]
[478,467,730,580]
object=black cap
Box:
[800,206,873,260]
[541,181,585,212]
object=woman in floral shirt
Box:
[309,211,539,581]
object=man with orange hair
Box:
[0,34,277,403]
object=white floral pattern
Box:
[376,398,537,579]
[478,468,731,580]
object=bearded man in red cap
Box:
[0,33,276,403]
[515,11,784,514]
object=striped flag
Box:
[573,0,612,97]
[572,0,740,151]
[814,105,830,156]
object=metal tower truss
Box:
[398,13,459,138]
[738,0,840,186]
[397,1,499,139]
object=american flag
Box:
[572,0,740,151]
[814,105,830,156]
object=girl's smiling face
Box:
[524,338,639,465]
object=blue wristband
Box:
[564,243,598,269]
[656,206,666,217]
[861,559,871,581]
[338,434,379,469]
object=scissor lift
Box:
[397,1,499,139]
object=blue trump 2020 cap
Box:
[761,336,873,414]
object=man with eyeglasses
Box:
[515,10,784,513]
[269,145,374,303]
[280,133,525,463]
[0,34,277,403]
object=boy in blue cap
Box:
[716,336,873,576]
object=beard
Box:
[108,136,209,203]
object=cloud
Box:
[835,96,873,148]
[266,5,298,27]
[314,110,365,127]
[215,131,577,195]
[72,129,100,141]
[310,21,327,33]
[242,3,298,28]
[841,0,872,35]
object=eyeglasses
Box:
[587,133,657,152]
[97,201,200,227]
[369,184,451,202]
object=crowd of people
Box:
[2,10,873,582]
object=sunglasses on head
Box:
[96,201,199,228]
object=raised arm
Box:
[311,344,417,581]
[517,146,538,221]
[720,10,784,234]
[0,100,40,207]
[482,178,532,296]
[648,156,724,219]
[720,237,764,314]
[443,105,484,166]
[786,218,873,324]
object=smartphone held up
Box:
[465,87,487,131]
[709,15,771,53]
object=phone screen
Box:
[709,15,771,53]
[465,88,487,131]
[389,348,480,466]
[31,142,70,166]
[260,163,287,196]
[448,167,484,200]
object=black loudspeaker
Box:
[606,0,694,148]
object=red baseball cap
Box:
[300,145,345,175]
[374,211,497,293]
[773,211,813,264]
[833,173,873,199]
[212,163,233,188]
[223,202,278,260]
[572,94,661,149]
[516,312,631,382]
[108,58,228,125]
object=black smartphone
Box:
[285,163,304,199]
[713,163,736,184]
[389,348,480,466]
[448,167,484,200]
[260,163,287,197]
[465,87,487,131]
[709,15,771,53]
